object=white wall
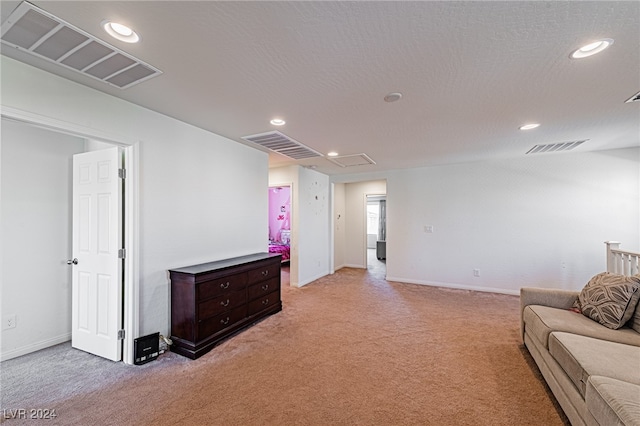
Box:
[1,56,268,357]
[333,183,346,270]
[297,167,330,285]
[1,120,85,359]
[386,148,639,294]
[333,148,639,294]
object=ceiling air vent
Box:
[625,90,640,103]
[1,1,162,89]
[526,140,588,155]
[241,131,323,160]
[327,153,376,167]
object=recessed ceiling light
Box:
[519,123,540,130]
[327,151,339,157]
[570,38,613,59]
[102,20,140,43]
[270,118,286,126]
[384,92,402,102]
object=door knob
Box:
[66,258,78,265]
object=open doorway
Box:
[366,194,386,276]
[268,184,293,289]
[1,109,139,364]
[332,180,386,274]
[268,185,291,265]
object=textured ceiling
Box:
[1,1,639,175]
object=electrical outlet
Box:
[424,225,434,233]
[473,269,481,277]
[3,314,17,330]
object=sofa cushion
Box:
[586,376,640,426]
[548,332,640,398]
[523,305,640,350]
[576,272,640,329]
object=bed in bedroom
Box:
[268,242,290,262]
[269,229,290,263]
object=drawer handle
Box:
[261,270,269,277]
[220,281,230,289]
[220,317,230,325]
[261,284,269,291]
[261,298,269,305]
[220,299,230,307]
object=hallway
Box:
[367,248,386,278]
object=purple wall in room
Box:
[269,186,290,242]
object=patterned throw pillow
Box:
[577,272,640,330]
[629,274,640,333]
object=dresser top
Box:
[169,252,280,275]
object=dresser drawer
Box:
[199,290,247,320]
[198,273,247,300]
[170,253,281,359]
[248,276,279,301]
[247,262,279,284]
[248,290,280,316]
[198,305,247,340]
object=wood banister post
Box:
[605,241,620,273]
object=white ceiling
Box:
[2,1,639,175]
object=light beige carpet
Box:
[1,265,568,425]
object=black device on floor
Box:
[134,332,159,365]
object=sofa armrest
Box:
[520,287,579,342]
[521,287,579,310]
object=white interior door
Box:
[71,147,123,361]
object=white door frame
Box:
[269,182,295,286]
[1,106,140,364]
[329,183,335,274]
[364,193,387,269]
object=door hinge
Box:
[117,329,125,340]
[118,248,126,259]
[118,168,126,179]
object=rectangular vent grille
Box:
[241,131,323,160]
[625,90,640,103]
[526,140,588,155]
[327,153,376,167]
[1,2,162,89]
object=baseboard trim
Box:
[1,333,71,362]
[385,276,520,296]
[333,264,346,272]
[344,264,366,269]
[297,270,331,288]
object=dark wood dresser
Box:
[169,252,282,359]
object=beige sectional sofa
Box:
[521,285,640,426]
